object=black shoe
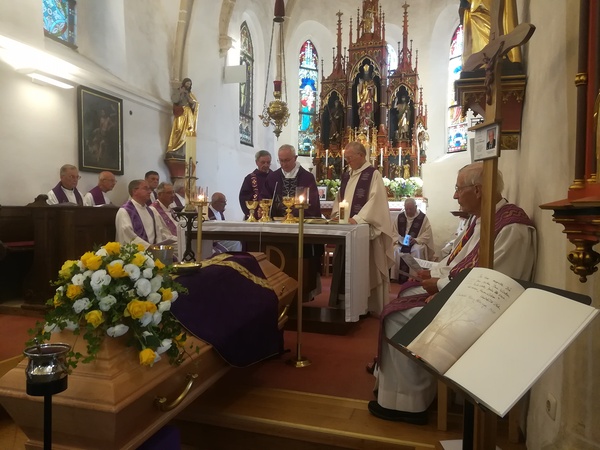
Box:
[367,401,428,425]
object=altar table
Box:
[178,221,370,322]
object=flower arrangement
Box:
[382,176,423,199]
[28,242,192,369]
[318,178,342,200]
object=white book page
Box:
[400,253,426,272]
[413,257,435,270]
[407,268,524,373]
[445,288,598,417]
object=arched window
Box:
[239,22,254,146]
[298,40,318,156]
[387,44,398,75]
[447,25,467,153]
[43,0,77,47]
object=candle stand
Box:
[191,198,209,261]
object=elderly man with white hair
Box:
[391,197,435,282]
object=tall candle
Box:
[339,199,349,224]
[185,136,197,176]
[341,149,345,172]
[325,149,329,168]
[380,148,383,167]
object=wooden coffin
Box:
[0,252,297,450]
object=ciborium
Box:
[259,199,273,222]
[281,196,296,223]
[245,200,259,222]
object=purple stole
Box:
[375,203,535,364]
[152,201,177,235]
[88,186,107,205]
[396,210,426,282]
[208,208,224,221]
[339,166,376,215]
[52,183,83,206]
[173,195,184,208]
[122,200,156,244]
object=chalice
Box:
[245,200,259,222]
[259,199,273,222]
[281,196,296,223]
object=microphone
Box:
[269,182,278,218]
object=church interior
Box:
[0,0,599,449]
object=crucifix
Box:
[460,1,535,449]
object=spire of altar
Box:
[397,2,414,73]
[330,10,345,77]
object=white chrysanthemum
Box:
[142,267,154,279]
[73,298,92,314]
[95,248,108,257]
[144,256,155,269]
[139,312,153,327]
[149,275,163,293]
[83,270,93,279]
[156,338,172,354]
[98,295,117,311]
[44,322,58,333]
[135,278,152,297]
[147,293,162,304]
[65,320,79,331]
[77,260,85,271]
[90,270,111,292]
[142,331,152,338]
[170,291,179,303]
[56,286,65,295]
[158,300,171,313]
[124,264,141,281]
[71,273,85,286]
[106,324,129,337]
[152,311,163,326]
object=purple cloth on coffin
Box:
[137,425,180,450]
[171,252,283,367]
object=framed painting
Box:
[77,86,124,174]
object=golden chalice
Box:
[259,199,273,222]
[245,200,259,222]
[281,196,296,223]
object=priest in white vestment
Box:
[115,179,159,249]
[369,162,537,424]
[149,182,179,245]
[331,141,395,315]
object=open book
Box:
[391,267,598,417]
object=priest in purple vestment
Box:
[83,171,116,206]
[261,144,321,218]
[46,164,84,206]
[239,150,272,219]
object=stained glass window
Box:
[447,25,467,153]
[239,22,254,146]
[298,40,318,156]
[43,0,76,47]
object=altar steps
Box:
[175,385,526,450]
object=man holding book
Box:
[369,162,537,424]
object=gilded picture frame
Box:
[77,85,124,174]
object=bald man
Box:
[84,171,117,206]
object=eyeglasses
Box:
[68,175,82,180]
[454,184,478,193]
[278,158,295,164]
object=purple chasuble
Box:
[152,201,177,235]
[262,167,321,218]
[339,166,376,216]
[52,182,83,205]
[88,186,107,205]
[122,200,156,243]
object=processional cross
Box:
[460,1,535,449]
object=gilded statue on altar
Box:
[166,78,199,158]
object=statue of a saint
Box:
[461,0,521,66]
[393,95,412,140]
[166,78,199,156]
[328,99,344,144]
[357,65,377,128]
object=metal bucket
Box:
[148,245,174,263]
[23,343,71,385]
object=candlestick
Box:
[339,200,349,224]
[185,136,197,172]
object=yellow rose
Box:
[159,288,173,302]
[103,242,121,256]
[137,244,146,252]
[125,300,147,319]
[59,260,78,279]
[139,348,156,366]
[131,252,146,267]
[107,261,127,278]
[175,332,187,347]
[53,292,63,307]
[85,310,104,328]
[66,284,84,300]
[155,259,165,270]
[81,252,102,271]
[145,301,157,314]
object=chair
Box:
[322,244,335,276]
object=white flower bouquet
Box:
[28,242,191,369]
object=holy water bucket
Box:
[23,342,71,396]
[148,245,174,263]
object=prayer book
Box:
[391,267,598,417]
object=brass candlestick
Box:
[191,197,208,261]
[288,201,311,368]
[184,156,197,213]
[245,200,259,222]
